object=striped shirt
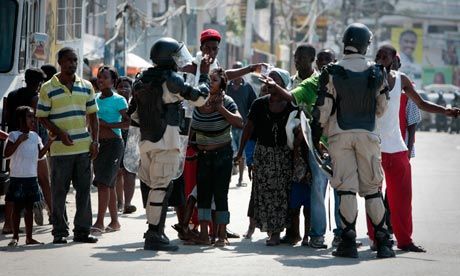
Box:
[191,95,238,145]
[36,74,98,156]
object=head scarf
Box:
[270,67,291,89]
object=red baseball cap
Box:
[200,29,222,44]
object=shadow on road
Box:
[91,241,174,262]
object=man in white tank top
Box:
[373,45,460,253]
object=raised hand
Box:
[17,133,29,143]
[200,54,214,74]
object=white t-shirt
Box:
[377,71,408,153]
[7,131,43,177]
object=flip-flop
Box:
[105,226,121,233]
[90,226,105,235]
[214,239,230,247]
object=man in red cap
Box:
[182,28,265,84]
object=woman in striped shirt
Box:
[190,68,243,247]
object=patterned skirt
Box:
[252,143,292,233]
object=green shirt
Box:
[291,74,319,116]
[290,73,328,145]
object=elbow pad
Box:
[182,74,210,107]
[165,72,209,106]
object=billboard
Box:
[392,28,424,88]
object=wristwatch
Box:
[91,141,99,146]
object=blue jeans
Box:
[196,145,233,224]
[333,189,342,236]
[231,128,243,156]
[308,151,328,238]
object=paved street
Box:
[1,132,459,276]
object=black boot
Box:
[333,208,358,258]
[374,228,395,258]
[144,224,178,251]
[332,229,358,258]
[144,183,176,251]
[157,183,174,243]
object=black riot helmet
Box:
[342,23,373,55]
[150,37,193,69]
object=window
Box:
[0,0,18,73]
[57,0,83,41]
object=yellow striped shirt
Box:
[36,74,98,156]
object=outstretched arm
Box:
[402,74,460,116]
[225,63,267,81]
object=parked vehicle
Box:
[0,0,47,200]
[419,84,459,132]
[450,92,460,134]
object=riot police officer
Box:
[312,23,395,258]
[133,37,211,251]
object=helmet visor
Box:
[173,43,193,68]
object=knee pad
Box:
[146,188,168,225]
[365,192,386,227]
[337,191,357,229]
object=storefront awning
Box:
[126,53,151,69]
[83,33,105,60]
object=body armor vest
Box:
[332,65,384,131]
[134,68,181,143]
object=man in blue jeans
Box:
[278,48,336,248]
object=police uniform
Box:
[133,37,209,251]
[313,23,395,258]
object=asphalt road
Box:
[1,131,459,276]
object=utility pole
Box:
[243,0,255,63]
[270,0,275,55]
[123,7,127,76]
[307,0,318,44]
[104,0,116,65]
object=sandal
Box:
[105,226,121,233]
[90,226,105,235]
[214,239,230,247]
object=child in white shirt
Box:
[4,106,54,247]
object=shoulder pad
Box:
[166,71,186,94]
[326,64,346,77]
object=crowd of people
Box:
[2,23,460,259]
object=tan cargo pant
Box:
[328,132,386,226]
[139,147,179,225]
[328,132,383,195]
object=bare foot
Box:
[26,238,44,245]
[243,227,255,239]
[266,233,280,246]
[106,222,121,232]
